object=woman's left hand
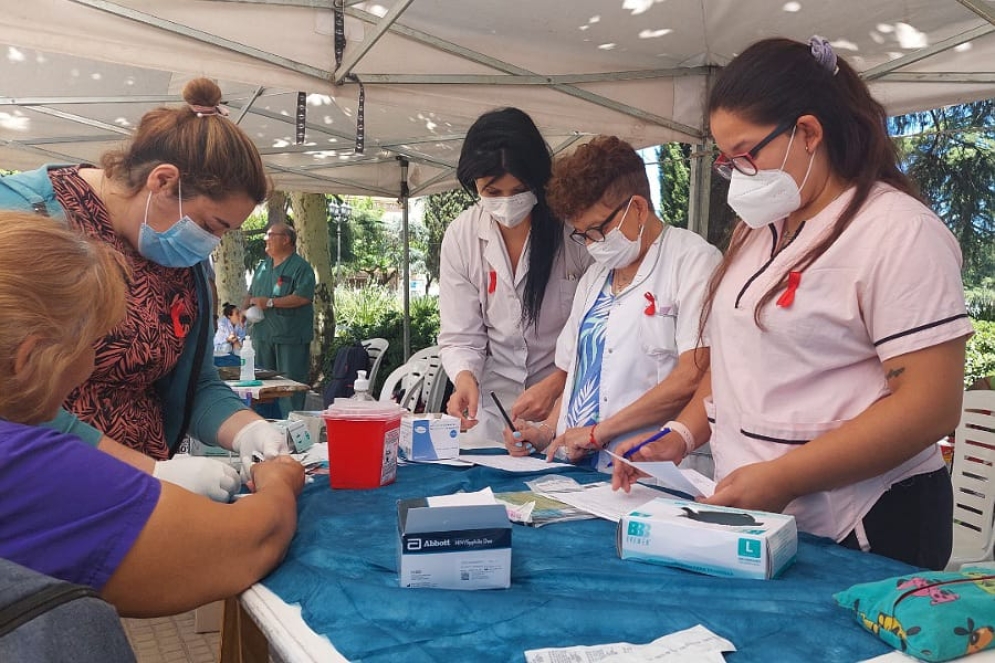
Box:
[700,460,798,514]
[512,381,559,422]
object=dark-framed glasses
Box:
[712,119,797,180]
[569,197,632,245]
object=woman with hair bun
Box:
[0,77,290,502]
[612,37,972,570]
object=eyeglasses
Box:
[712,119,797,180]
[569,197,632,245]
[264,231,287,239]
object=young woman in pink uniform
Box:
[613,37,972,570]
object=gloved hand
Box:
[232,419,291,482]
[153,456,241,503]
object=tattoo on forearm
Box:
[885,367,906,381]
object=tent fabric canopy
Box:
[2,0,995,198]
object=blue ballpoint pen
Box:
[622,427,671,460]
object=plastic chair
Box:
[377,345,449,413]
[361,338,389,389]
[378,361,426,409]
[946,389,995,570]
[419,352,450,413]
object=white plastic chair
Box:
[361,338,389,389]
[376,345,449,413]
[946,389,995,570]
[378,361,426,409]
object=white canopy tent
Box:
[3,0,995,354]
[3,0,995,202]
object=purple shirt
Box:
[0,419,161,590]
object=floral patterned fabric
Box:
[564,278,613,431]
[51,167,197,460]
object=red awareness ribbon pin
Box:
[487,269,497,294]
[643,292,657,316]
[776,271,802,308]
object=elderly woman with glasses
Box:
[502,135,721,472]
[612,37,972,570]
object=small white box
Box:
[617,497,797,580]
[289,410,326,446]
[400,414,460,461]
[270,418,313,453]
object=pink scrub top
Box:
[708,183,973,542]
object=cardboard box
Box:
[271,418,313,453]
[397,498,511,590]
[288,410,327,447]
[400,414,460,461]
[617,497,797,580]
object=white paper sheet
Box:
[525,624,736,663]
[426,487,497,507]
[606,450,715,498]
[537,482,667,522]
[458,454,573,473]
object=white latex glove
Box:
[153,456,241,503]
[232,419,291,481]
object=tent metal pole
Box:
[687,138,713,241]
[861,24,994,81]
[344,7,702,139]
[399,157,411,361]
[333,0,413,84]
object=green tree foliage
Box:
[892,101,995,288]
[423,188,474,290]
[656,142,691,228]
[342,197,426,287]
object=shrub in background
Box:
[966,319,995,387]
[320,288,441,396]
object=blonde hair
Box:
[101,77,270,204]
[0,212,129,423]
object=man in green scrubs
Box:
[245,223,316,417]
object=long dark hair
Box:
[702,37,918,328]
[456,107,562,328]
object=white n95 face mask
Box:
[726,127,816,229]
[478,191,537,229]
[585,198,642,270]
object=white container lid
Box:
[323,399,404,420]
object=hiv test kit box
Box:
[617,497,797,580]
[397,498,511,590]
[399,413,460,461]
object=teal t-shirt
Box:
[248,253,316,344]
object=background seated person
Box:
[0,213,305,617]
[214,302,246,366]
[504,136,721,473]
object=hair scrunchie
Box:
[188,104,231,118]
[809,35,839,75]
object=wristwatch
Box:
[266,298,275,309]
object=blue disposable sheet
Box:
[263,457,912,662]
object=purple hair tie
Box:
[809,35,839,75]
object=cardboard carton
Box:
[617,497,797,580]
[400,413,460,461]
[397,498,511,589]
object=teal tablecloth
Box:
[262,459,912,662]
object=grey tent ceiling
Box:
[2,0,995,198]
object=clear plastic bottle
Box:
[352,370,374,401]
[239,336,256,381]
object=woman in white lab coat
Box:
[612,38,971,570]
[502,136,721,472]
[439,108,590,446]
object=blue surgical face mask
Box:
[138,181,220,267]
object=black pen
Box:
[489,391,517,433]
